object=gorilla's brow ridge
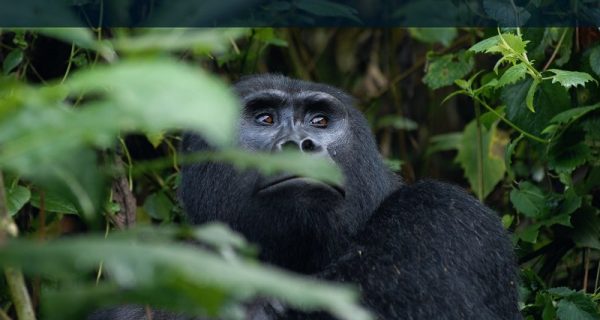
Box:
[296,91,343,106]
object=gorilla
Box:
[92,75,521,319]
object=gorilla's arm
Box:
[286,180,521,320]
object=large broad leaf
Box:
[30,190,78,215]
[0,59,239,169]
[423,51,474,90]
[556,293,600,320]
[455,120,507,199]
[502,79,571,137]
[548,128,591,172]
[510,181,548,219]
[64,59,239,147]
[6,185,30,216]
[0,227,371,320]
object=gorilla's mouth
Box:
[258,174,345,197]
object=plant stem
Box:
[543,28,568,72]
[472,96,549,144]
[473,101,484,201]
[0,172,36,320]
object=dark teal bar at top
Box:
[1,0,599,27]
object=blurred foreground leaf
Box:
[0,225,371,320]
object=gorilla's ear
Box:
[181,132,213,154]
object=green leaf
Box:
[483,0,531,26]
[590,45,600,77]
[548,69,598,89]
[519,224,541,243]
[570,207,600,250]
[63,59,240,147]
[423,51,474,90]
[7,185,30,216]
[469,35,500,53]
[505,134,524,180]
[455,121,507,199]
[375,116,418,130]
[502,79,571,137]
[526,78,540,112]
[384,159,403,172]
[0,228,372,320]
[549,103,600,125]
[143,191,173,221]
[498,63,528,87]
[556,293,600,320]
[408,28,457,47]
[2,49,24,75]
[499,33,529,55]
[510,181,548,219]
[177,149,343,187]
[427,132,463,155]
[112,29,249,54]
[548,287,576,297]
[30,190,80,215]
[548,130,591,172]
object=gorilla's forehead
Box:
[234,74,355,107]
[241,89,344,106]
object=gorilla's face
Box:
[239,89,349,200]
[181,75,398,272]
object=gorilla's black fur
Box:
[92,75,521,320]
[180,75,521,319]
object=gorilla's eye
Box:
[310,115,329,128]
[256,113,274,125]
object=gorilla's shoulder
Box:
[356,179,509,251]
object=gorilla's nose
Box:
[275,138,322,153]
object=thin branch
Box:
[473,96,549,144]
[0,172,36,320]
[582,248,590,292]
[473,101,484,201]
[0,307,11,320]
[542,28,568,72]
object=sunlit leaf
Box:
[497,63,528,87]
[455,120,507,199]
[548,69,598,89]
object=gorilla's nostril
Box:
[301,139,316,152]
[281,140,300,151]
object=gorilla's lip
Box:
[258,175,345,197]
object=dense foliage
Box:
[0,27,599,319]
